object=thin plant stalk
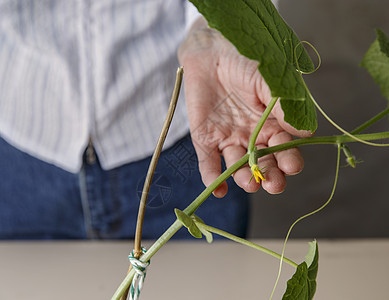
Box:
[133,66,184,258]
[119,67,183,300]
[195,222,298,268]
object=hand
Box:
[178,17,311,198]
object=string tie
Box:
[129,247,149,300]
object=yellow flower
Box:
[250,164,266,183]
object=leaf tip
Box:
[305,239,318,268]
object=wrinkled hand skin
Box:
[178,17,311,198]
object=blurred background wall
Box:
[248,0,389,238]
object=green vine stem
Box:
[255,131,389,158]
[351,107,389,134]
[336,107,389,169]
[248,96,279,154]
[194,222,298,268]
[111,130,389,300]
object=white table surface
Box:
[0,239,388,300]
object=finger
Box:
[222,145,260,193]
[193,141,228,198]
[268,131,304,175]
[257,144,287,194]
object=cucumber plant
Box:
[111,1,389,299]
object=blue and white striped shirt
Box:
[0,0,199,172]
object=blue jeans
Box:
[0,134,249,239]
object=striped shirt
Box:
[0,0,199,173]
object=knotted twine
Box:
[128,247,150,300]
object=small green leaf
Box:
[360,29,389,102]
[174,208,202,238]
[192,215,214,243]
[189,0,317,132]
[282,240,318,300]
[191,214,205,225]
[175,208,192,227]
[200,228,213,244]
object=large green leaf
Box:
[282,240,319,300]
[189,0,317,132]
[360,29,389,102]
